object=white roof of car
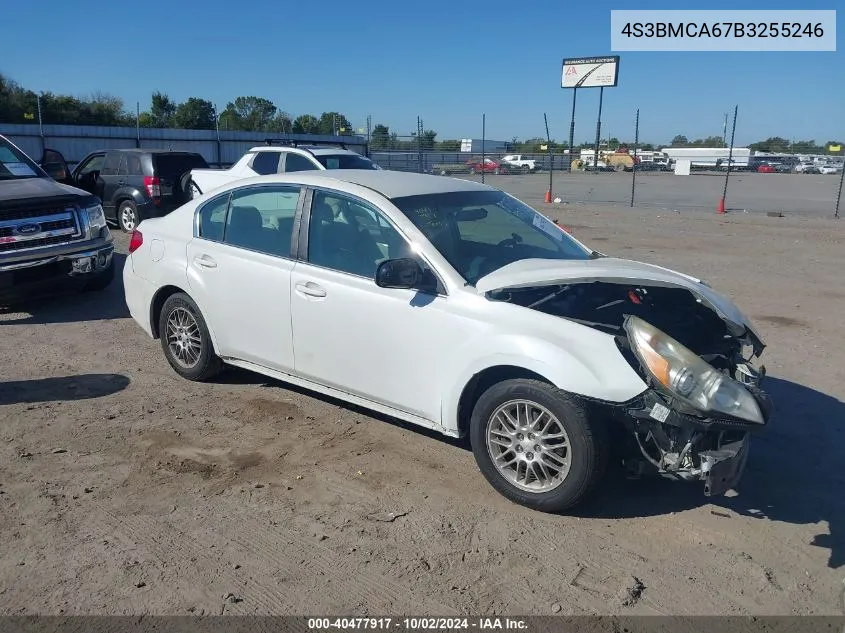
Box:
[304,169,495,198]
[248,145,360,156]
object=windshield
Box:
[391,190,593,284]
[0,139,42,180]
[316,154,379,170]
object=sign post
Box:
[561,56,620,172]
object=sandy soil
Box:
[1,204,843,616]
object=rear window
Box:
[315,154,378,170]
[153,153,209,179]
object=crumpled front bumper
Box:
[619,378,771,496]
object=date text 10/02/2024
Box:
[307,617,529,630]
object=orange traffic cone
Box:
[544,190,552,203]
[717,198,726,214]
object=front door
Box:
[186,183,303,373]
[72,153,106,197]
[290,188,470,423]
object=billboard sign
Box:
[561,56,620,88]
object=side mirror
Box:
[375,257,425,290]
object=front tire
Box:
[158,293,223,382]
[469,379,608,513]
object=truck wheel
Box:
[84,258,115,292]
[522,165,531,173]
[158,292,223,382]
[614,163,626,172]
[469,379,608,513]
[118,201,139,233]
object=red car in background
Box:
[465,158,512,175]
[757,164,775,173]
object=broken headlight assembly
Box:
[624,315,764,424]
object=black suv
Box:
[0,135,114,304]
[69,149,209,232]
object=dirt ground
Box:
[1,203,843,617]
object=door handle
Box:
[117,180,125,185]
[193,255,217,269]
[295,281,326,298]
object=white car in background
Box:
[500,154,538,172]
[186,141,380,199]
[123,170,771,513]
[819,164,842,175]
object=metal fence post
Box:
[835,160,844,219]
[630,108,639,207]
[136,102,141,148]
[481,113,486,184]
[593,87,604,173]
[36,94,45,157]
[567,88,577,172]
[720,105,738,213]
[544,113,553,201]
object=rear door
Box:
[153,153,210,211]
[99,152,124,218]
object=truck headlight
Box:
[86,204,107,232]
[624,315,764,424]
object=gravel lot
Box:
[464,171,843,218]
[1,196,843,616]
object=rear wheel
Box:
[118,200,139,233]
[522,164,531,173]
[186,176,202,199]
[469,379,608,513]
[158,293,223,382]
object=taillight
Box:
[128,229,143,253]
[143,176,161,205]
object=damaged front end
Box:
[489,279,772,496]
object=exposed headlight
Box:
[624,315,764,424]
[86,204,107,231]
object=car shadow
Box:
[0,253,130,325]
[0,373,130,405]
[574,376,845,569]
[212,366,472,451]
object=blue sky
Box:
[1,0,841,145]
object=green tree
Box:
[823,140,843,155]
[317,112,352,136]
[438,139,461,151]
[292,114,320,134]
[173,97,216,129]
[265,111,293,134]
[419,129,437,150]
[370,124,390,149]
[670,135,689,147]
[218,96,277,131]
[749,136,790,153]
[150,91,176,128]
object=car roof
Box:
[278,169,495,198]
[248,146,360,156]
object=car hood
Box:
[475,257,765,353]
[0,177,93,206]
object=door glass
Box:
[223,185,301,257]
[78,154,105,175]
[283,153,320,172]
[307,191,411,278]
[101,153,121,176]
[126,154,143,176]
[197,193,230,242]
[250,151,281,175]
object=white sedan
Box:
[123,170,772,512]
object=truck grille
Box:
[0,205,83,253]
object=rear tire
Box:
[469,379,608,513]
[158,292,223,382]
[118,200,139,233]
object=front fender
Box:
[439,332,648,434]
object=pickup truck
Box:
[0,134,114,304]
[187,140,379,199]
[500,154,538,172]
